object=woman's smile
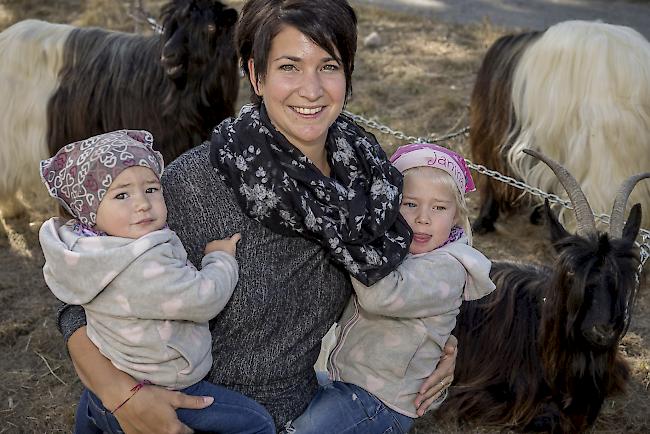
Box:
[291,105,324,116]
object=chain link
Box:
[148,18,164,34]
[343,110,469,144]
[135,6,164,34]
[640,232,650,276]
[346,110,649,275]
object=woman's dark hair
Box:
[236,0,357,105]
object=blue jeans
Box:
[74,380,276,434]
[283,374,413,434]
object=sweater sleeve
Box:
[162,142,242,268]
[56,303,87,343]
[352,252,466,318]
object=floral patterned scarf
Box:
[210,104,411,286]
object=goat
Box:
[0,0,239,218]
[470,20,650,234]
[442,149,648,433]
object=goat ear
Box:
[220,8,238,27]
[545,199,569,242]
[622,203,642,242]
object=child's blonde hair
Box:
[403,166,473,246]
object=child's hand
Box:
[204,233,241,257]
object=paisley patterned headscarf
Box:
[40,130,164,227]
[210,104,411,286]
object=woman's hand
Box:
[114,386,213,434]
[413,334,457,416]
[67,327,213,433]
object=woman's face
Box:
[248,25,346,154]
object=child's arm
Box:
[353,253,466,318]
[119,234,241,323]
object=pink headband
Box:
[40,130,164,227]
[390,143,475,194]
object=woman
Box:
[57,1,457,432]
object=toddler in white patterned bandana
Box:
[38,130,275,433]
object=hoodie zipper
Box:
[328,296,361,379]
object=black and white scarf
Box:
[210,104,411,286]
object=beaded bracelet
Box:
[110,380,152,414]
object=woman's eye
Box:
[323,63,340,71]
[114,192,127,200]
[280,64,296,72]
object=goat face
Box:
[545,202,642,351]
[160,0,238,84]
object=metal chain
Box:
[468,161,650,275]
[346,110,649,274]
[343,110,469,144]
[132,3,164,34]
[640,232,650,276]
[146,17,164,34]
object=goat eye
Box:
[207,24,216,33]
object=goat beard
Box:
[539,323,629,431]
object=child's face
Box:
[400,172,458,255]
[95,166,167,238]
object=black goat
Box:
[443,149,648,433]
[0,0,238,217]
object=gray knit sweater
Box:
[57,142,353,428]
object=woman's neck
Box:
[286,136,331,176]
[303,146,331,177]
[263,107,332,176]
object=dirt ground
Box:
[0,0,648,433]
[354,0,650,39]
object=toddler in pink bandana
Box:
[390,142,475,194]
[325,143,494,424]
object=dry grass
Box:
[0,0,648,432]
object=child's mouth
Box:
[413,233,432,243]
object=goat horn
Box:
[522,149,596,236]
[609,172,650,239]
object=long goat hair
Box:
[0,0,238,217]
[443,150,649,433]
[471,20,650,233]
